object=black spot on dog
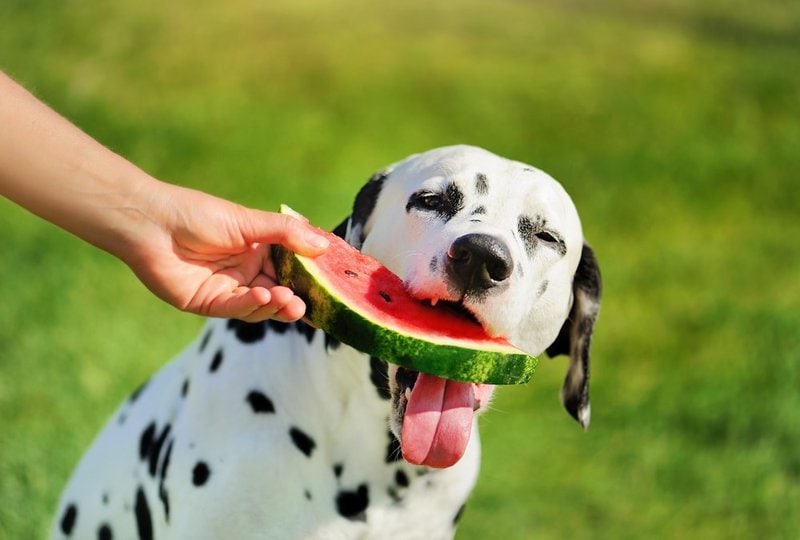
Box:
[159,440,173,521]
[134,486,153,540]
[181,379,189,398]
[60,503,77,535]
[198,329,212,353]
[129,379,149,403]
[453,503,467,525]
[395,469,410,488]
[305,490,313,500]
[325,332,341,351]
[538,280,549,297]
[209,349,224,373]
[148,424,171,477]
[475,173,488,195]
[266,320,291,334]
[441,183,465,221]
[430,256,438,272]
[295,320,317,344]
[471,205,486,215]
[517,215,539,257]
[246,390,276,414]
[102,492,109,505]
[290,427,316,458]
[336,484,369,521]
[369,357,391,400]
[139,422,156,461]
[193,461,211,486]
[333,463,344,478]
[226,319,267,343]
[385,431,403,463]
[98,523,113,540]
[352,171,387,233]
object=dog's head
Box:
[336,145,601,467]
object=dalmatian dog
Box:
[52,145,601,540]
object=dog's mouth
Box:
[427,298,481,325]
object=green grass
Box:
[1,0,799,538]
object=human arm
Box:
[0,70,328,322]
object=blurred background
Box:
[1,0,798,538]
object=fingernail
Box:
[305,232,329,250]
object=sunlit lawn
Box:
[1,0,798,538]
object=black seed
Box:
[193,462,211,486]
[344,269,358,277]
[289,427,316,458]
[98,523,113,540]
[246,390,276,414]
[335,484,369,521]
[60,503,77,535]
[209,349,223,372]
[379,291,391,302]
[134,487,153,540]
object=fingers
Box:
[240,210,329,257]
[191,284,307,323]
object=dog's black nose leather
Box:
[446,234,512,292]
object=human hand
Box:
[121,182,329,322]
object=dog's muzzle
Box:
[445,234,513,294]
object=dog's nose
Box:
[445,234,513,293]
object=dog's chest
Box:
[166,319,479,538]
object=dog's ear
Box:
[546,243,601,429]
[337,170,389,248]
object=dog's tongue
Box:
[401,373,475,468]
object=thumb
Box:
[239,209,329,256]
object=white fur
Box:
[52,146,588,539]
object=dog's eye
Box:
[407,192,443,212]
[535,231,558,244]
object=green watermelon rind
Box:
[271,226,538,385]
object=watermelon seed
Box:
[380,291,392,302]
[344,270,358,277]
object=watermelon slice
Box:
[271,205,537,386]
